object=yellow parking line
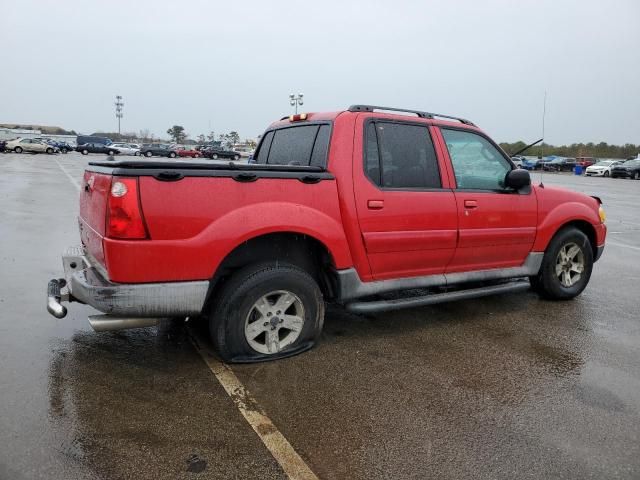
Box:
[189,332,319,480]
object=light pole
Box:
[289,93,304,114]
[115,95,124,135]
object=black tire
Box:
[211,153,218,159]
[634,171,640,180]
[134,151,140,156]
[169,152,176,158]
[14,147,23,153]
[604,171,609,177]
[81,149,88,155]
[233,154,240,161]
[530,227,593,300]
[145,151,152,157]
[61,148,68,154]
[209,262,324,363]
[107,150,114,156]
[46,148,54,154]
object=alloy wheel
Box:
[244,290,305,354]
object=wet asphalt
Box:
[0,152,639,479]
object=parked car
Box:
[542,157,576,172]
[611,159,640,179]
[139,143,178,158]
[585,160,622,177]
[174,145,202,158]
[77,135,112,146]
[202,146,241,160]
[511,155,525,168]
[110,143,140,156]
[521,158,542,170]
[47,104,607,363]
[576,157,596,168]
[76,143,120,155]
[6,138,58,154]
[233,145,255,158]
[35,138,74,154]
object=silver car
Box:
[5,138,58,154]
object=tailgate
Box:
[79,171,111,267]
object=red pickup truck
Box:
[47,105,607,362]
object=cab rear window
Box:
[255,124,331,167]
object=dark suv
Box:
[76,143,120,155]
[202,146,241,160]
[140,143,178,158]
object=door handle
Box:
[367,200,384,210]
[464,200,478,209]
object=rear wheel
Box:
[46,148,54,154]
[604,171,610,177]
[211,153,218,159]
[530,227,593,300]
[14,147,23,153]
[81,149,88,155]
[61,147,68,154]
[209,262,324,362]
[107,150,115,156]
[145,151,152,157]
[634,171,640,180]
[233,154,240,161]
[169,152,176,158]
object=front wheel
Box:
[530,227,593,300]
[233,154,240,161]
[211,153,218,159]
[145,151,152,157]
[81,149,88,155]
[61,148,68,154]
[634,172,640,180]
[46,148,54,154]
[169,152,176,158]
[107,150,115,156]
[209,263,325,362]
[604,171,610,177]
[14,147,23,153]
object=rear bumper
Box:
[47,246,209,319]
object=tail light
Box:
[106,177,148,239]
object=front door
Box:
[353,116,458,281]
[436,128,537,273]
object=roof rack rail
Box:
[347,105,475,126]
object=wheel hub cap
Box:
[244,290,305,355]
[555,242,585,288]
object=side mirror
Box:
[505,168,531,190]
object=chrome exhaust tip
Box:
[47,279,67,318]
[88,315,162,332]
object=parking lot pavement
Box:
[1,153,639,479]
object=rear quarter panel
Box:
[104,176,353,283]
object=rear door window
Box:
[364,121,441,189]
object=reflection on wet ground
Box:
[1,154,639,479]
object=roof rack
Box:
[347,105,475,126]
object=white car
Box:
[110,143,140,156]
[5,138,58,154]
[585,160,622,177]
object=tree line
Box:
[499,141,639,159]
[91,126,255,147]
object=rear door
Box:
[353,116,458,280]
[436,127,537,272]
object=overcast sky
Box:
[1,0,638,144]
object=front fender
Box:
[532,201,602,251]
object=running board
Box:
[345,280,530,314]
